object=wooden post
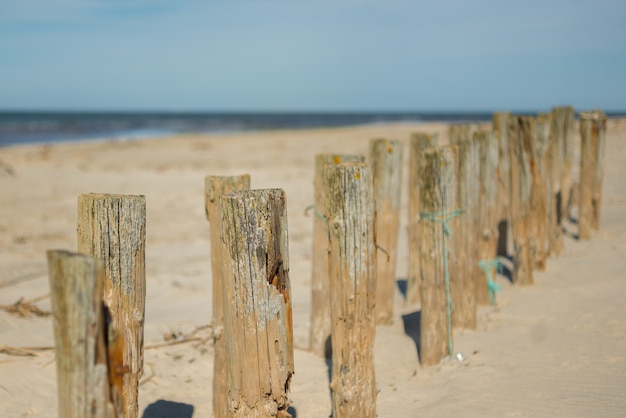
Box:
[560,106,576,220]
[452,137,479,328]
[493,112,512,257]
[407,133,438,306]
[204,174,251,418]
[549,108,565,256]
[310,154,364,357]
[419,145,459,366]
[449,123,480,145]
[530,114,552,270]
[369,138,403,325]
[324,162,377,418]
[475,131,500,305]
[509,118,534,285]
[579,110,608,239]
[47,250,117,418]
[77,194,146,418]
[219,189,294,418]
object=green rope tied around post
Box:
[304,204,327,222]
[419,208,462,359]
[478,259,503,306]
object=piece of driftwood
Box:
[310,153,365,358]
[0,295,50,318]
[369,138,403,325]
[324,162,377,418]
[407,133,439,306]
[47,250,117,418]
[77,193,146,418]
[204,174,250,418]
[219,189,294,417]
[419,145,458,366]
[579,110,608,239]
[509,118,534,285]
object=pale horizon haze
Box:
[1,0,625,112]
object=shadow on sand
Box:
[142,400,194,418]
[401,310,421,362]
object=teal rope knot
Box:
[419,208,462,359]
[419,209,463,237]
[478,259,503,306]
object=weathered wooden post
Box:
[310,154,364,357]
[579,110,608,239]
[559,106,576,219]
[324,162,377,418]
[47,250,117,418]
[475,131,500,305]
[509,118,534,285]
[77,193,146,418]
[530,114,552,270]
[369,138,403,325]
[219,189,294,417]
[419,145,459,366]
[449,123,480,145]
[451,137,479,328]
[549,107,565,256]
[493,112,512,257]
[407,133,438,306]
[204,174,251,418]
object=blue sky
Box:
[1,0,625,112]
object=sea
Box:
[1,110,623,147]
[0,111,496,147]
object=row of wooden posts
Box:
[46,107,607,417]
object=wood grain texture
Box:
[369,138,403,325]
[204,174,250,418]
[530,114,552,270]
[419,146,458,366]
[510,118,534,285]
[219,189,294,417]
[549,108,565,256]
[47,250,117,418]
[579,110,608,239]
[408,133,439,306]
[493,112,513,257]
[310,154,364,357]
[324,162,377,418]
[559,106,576,221]
[77,194,146,418]
[448,123,480,145]
[452,137,479,328]
[475,131,500,305]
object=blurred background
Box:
[1,0,625,144]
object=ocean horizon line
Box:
[2,109,624,148]
[0,108,601,115]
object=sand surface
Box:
[1,120,625,417]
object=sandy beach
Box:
[1,120,625,417]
